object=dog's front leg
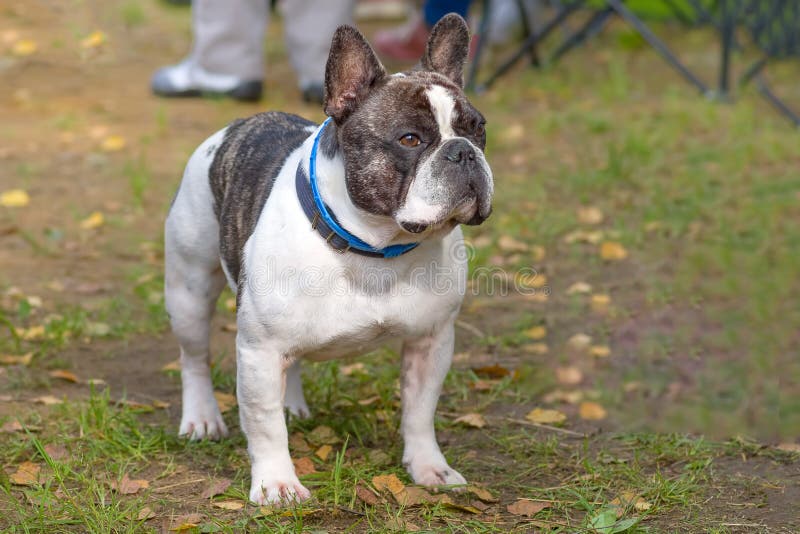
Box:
[236,333,310,505]
[401,319,467,487]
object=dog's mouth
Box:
[399,194,490,235]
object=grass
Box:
[1,0,799,531]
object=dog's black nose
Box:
[442,139,476,164]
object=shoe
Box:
[301,83,325,105]
[373,12,430,62]
[151,60,262,102]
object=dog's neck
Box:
[309,122,413,250]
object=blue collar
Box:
[296,117,419,259]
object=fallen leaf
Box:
[397,486,453,506]
[543,389,584,405]
[591,293,611,313]
[523,325,547,340]
[25,296,42,308]
[161,359,181,372]
[470,500,490,512]
[454,413,487,429]
[577,206,604,225]
[372,473,405,498]
[564,229,604,244]
[86,378,107,387]
[293,457,317,476]
[79,211,104,230]
[49,369,79,383]
[43,443,68,461]
[85,322,111,337]
[20,326,45,340]
[224,298,236,312]
[497,235,528,253]
[472,364,514,379]
[526,408,567,425]
[1,421,23,433]
[515,272,547,289]
[80,30,106,49]
[471,379,498,391]
[33,395,63,405]
[531,245,546,262]
[466,485,497,502]
[214,391,237,413]
[355,483,381,505]
[316,444,333,461]
[0,353,33,366]
[600,241,628,261]
[507,499,549,517]
[289,433,312,454]
[0,189,30,207]
[307,424,340,445]
[101,135,126,152]
[567,333,592,351]
[340,362,366,376]
[502,123,524,142]
[611,490,652,512]
[137,506,155,520]
[556,366,583,386]
[776,443,800,453]
[10,461,40,486]
[12,39,37,56]
[170,514,203,531]
[152,400,170,409]
[201,478,232,499]
[579,401,608,420]
[521,343,549,355]
[590,345,611,358]
[111,473,149,495]
[566,281,593,294]
[213,500,244,510]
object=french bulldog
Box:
[164,14,493,505]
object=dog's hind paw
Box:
[249,478,311,506]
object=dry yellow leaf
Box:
[579,401,607,420]
[315,444,333,461]
[523,326,547,340]
[526,407,567,425]
[515,272,547,289]
[556,366,583,385]
[49,369,79,383]
[591,293,611,313]
[137,506,156,520]
[502,123,524,142]
[112,473,150,494]
[372,473,406,497]
[566,281,592,295]
[566,333,592,351]
[454,412,487,429]
[497,234,528,252]
[101,135,126,152]
[0,189,30,207]
[0,353,33,366]
[213,500,244,510]
[776,443,800,453]
[10,461,40,485]
[577,206,604,225]
[12,39,37,56]
[80,30,106,49]
[599,241,628,260]
[1,421,23,433]
[214,391,237,413]
[34,395,64,405]
[20,325,45,340]
[590,345,611,358]
[564,230,604,244]
[507,498,550,517]
[542,389,584,405]
[161,359,181,372]
[531,245,546,262]
[80,211,104,230]
[521,342,548,355]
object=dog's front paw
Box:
[179,403,228,441]
[249,477,311,505]
[406,457,467,487]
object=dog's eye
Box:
[399,133,421,147]
[475,122,485,136]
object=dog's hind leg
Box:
[164,130,229,440]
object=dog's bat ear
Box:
[324,25,387,124]
[420,13,470,88]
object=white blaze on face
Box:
[425,84,456,139]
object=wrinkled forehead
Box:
[362,71,484,131]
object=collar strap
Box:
[295,117,419,259]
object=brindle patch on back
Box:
[209,111,315,284]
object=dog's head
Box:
[323,14,492,237]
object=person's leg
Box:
[281,0,356,103]
[152,0,268,101]
[374,0,472,62]
[423,0,471,26]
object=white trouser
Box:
[190,0,356,88]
